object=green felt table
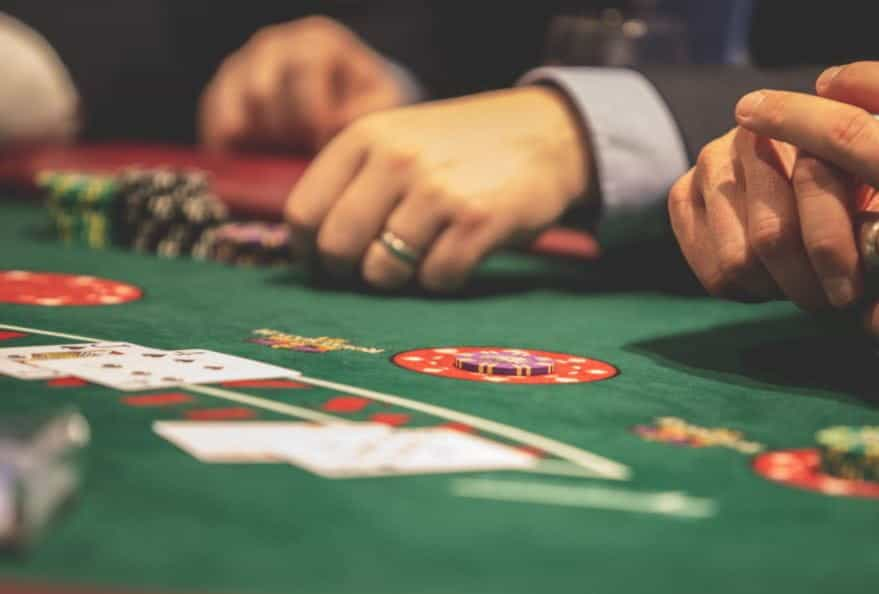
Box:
[1,200,878,594]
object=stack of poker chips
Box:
[113,169,229,257]
[40,168,229,259]
[817,426,879,483]
[193,222,292,267]
[40,172,120,249]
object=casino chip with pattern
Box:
[0,271,142,306]
[392,347,618,384]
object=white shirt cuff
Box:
[518,67,689,229]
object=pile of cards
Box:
[0,342,299,390]
[154,422,539,478]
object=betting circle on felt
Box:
[0,270,142,306]
[753,449,879,499]
[392,347,618,384]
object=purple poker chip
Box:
[453,349,555,376]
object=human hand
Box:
[199,16,410,153]
[284,87,591,291]
[733,61,879,331]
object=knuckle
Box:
[749,216,797,259]
[715,246,752,285]
[377,147,418,175]
[248,25,281,48]
[298,15,337,32]
[829,110,873,153]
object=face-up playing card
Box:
[40,349,300,391]
[153,422,537,478]
[153,421,386,464]
[273,426,538,478]
[0,342,154,380]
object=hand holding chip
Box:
[669,61,879,334]
[284,87,592,292]
[198,16,410,153]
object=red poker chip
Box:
[0,270,142,306]
[753,449,879,499]
[392,347,619,385]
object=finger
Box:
[736,90,879,187]
[284,55,337,149]
[285,127,368,252]
[866,301,879,337]
[791,152,862,307]
[199,58,249,151]
[699,132,779,300]
[668,169,728,297]
[315,149,411,276]
[816,62,879,113]
[243,52,283,138]
[361,185,454,289]
[418,206,517,292]
[735,131,827,311]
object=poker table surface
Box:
[1,197,878,594]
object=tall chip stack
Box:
[40,172,120,249]
[817,426,879,483]
[40,168,230,259]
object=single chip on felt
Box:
[0,331,26,341]
[122,393,193,407]
[46,376,88,387]
[454,349,555,376]
[220,379,309,389]
[323,396,369,413]
[185,407,257,421]
[0,270,142,306]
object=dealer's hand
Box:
[199,16,410,153]
[284,87,591,291]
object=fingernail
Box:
[735,92,766,120]
[824,277,858,308]
[816,66,842,94]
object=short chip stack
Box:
[454,350,555,376]
[193,222,292,267]
[817,426,879,483]
[40,168,229,259]
[40,172,120,249]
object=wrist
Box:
[515,86,594,208]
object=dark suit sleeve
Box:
[636,65,822,162]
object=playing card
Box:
[39,349,300,391]
[0,342,155,380]
[152,421,386,464]
[274,427,538,478]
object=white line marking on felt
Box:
[522,460,625,481]
[0,324,101,343]
[4,325,630,480]
[297,375,630,480]
[450,479,716,519]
